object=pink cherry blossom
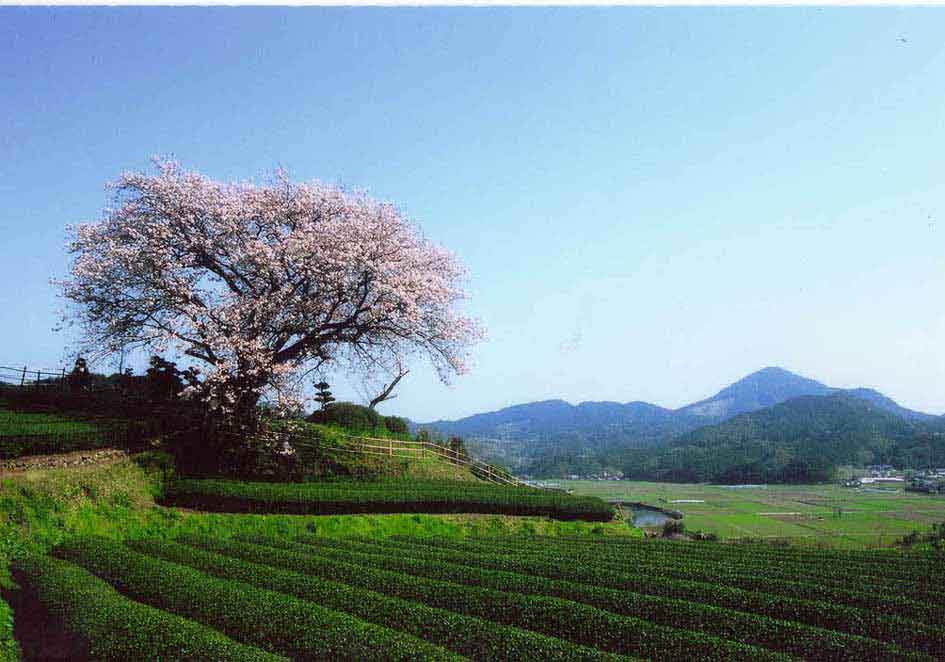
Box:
[57,159,483,416]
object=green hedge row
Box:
[286,536,927,660]
[369,536,943,655]
[53,537,461,661]
[530,536,943,608]
[162,479,614,521]
[11,554,283,661]
[567,536,945,581]
[187,533,785,661]
[0,594,19,662]
[542,536,945,593]
[0,432,113,460]
[126,537,620,661]
[406,536,943,623]
[514,536,940,604]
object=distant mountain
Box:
[677,367,832,420]
[613,392,945,483]
[417,366,938,479]
[420,398,692,468]
[422,399,679,439]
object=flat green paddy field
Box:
[562,480,945,549]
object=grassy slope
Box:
[1,457,636,583]
[266,420,484,482]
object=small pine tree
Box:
[448,435,469,461]
[314,381,336,410]
[67,357,91,391]
[144,355,184,400]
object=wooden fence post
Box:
[20,366,27,386]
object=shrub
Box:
[0,595,18,662]
[561,534,945,582]
[53,537,460,661]
[129,537,615,661]
[131,450,175,482]
[383,416,410,435]
[661,520,685,537]
[689,530,718,542]
[307,402,381,431]
[11,554,283,661]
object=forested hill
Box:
[600,393,945,483]
[420,366,933,447]
[418,367,941,481]
[420,367,835,444]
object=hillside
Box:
[613,393,945,483]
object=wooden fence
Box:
[0,365,68,388]
[249,428,528,488]
[334,434,527,487]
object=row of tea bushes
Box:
[182,533,784,661]
[401,536,943,623]
[52,537,461,661]
[562,535,945,580]
[371,536,943,655]
[11,554,283,661]
[15,531,942,660]
[162,478,615,520]
[282,535,918,660]
[126,537,617,662]
[518,535,942,604]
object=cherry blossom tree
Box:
[58,159,482,422]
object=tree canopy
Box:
[59,159,481,417]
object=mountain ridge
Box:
[420,366,934,437]
[416,367,938,477]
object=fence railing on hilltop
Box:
[340,434,527,487]
[251,428,529,488]
[0,365,69,388]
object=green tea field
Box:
[11,532,942,660]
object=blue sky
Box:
[2,7,945,421]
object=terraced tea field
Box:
[163,478,615,520]
[564,480,945,548]
[13,533,943,660]
[0,408,119,459]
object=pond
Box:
[630,505,675,528]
